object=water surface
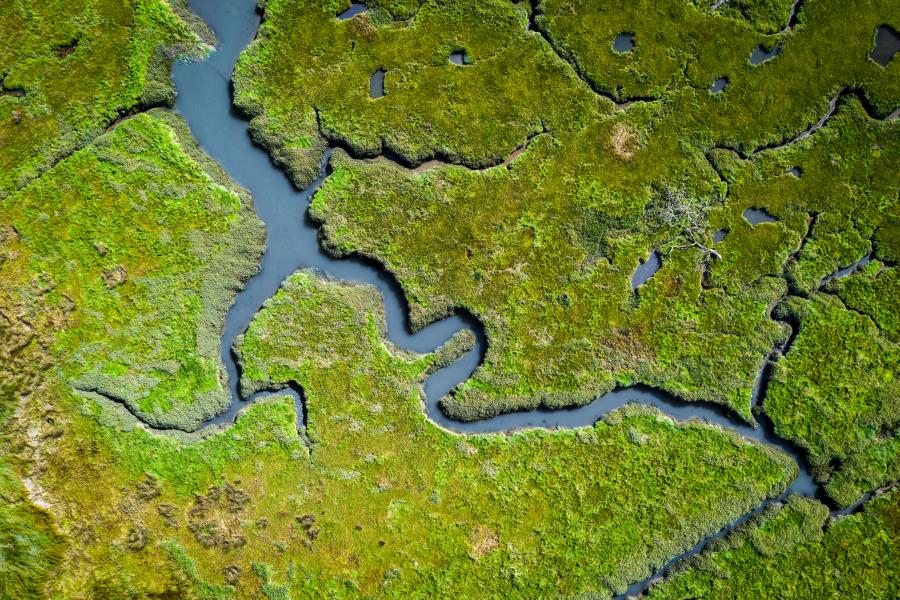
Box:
[369,69,386,98]
[337,3,367,20]
[871,25,900,66]
[613,33,635,53]
[750,44,780,65]
[631,250,662,289]
[743,207,778,224]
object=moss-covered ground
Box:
[4,262,795,597]
[2,109,264,429]
[1,0,899,597]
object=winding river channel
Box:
[169,1,866,596]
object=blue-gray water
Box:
[166,1,851,597]
[743,206,778,224]
[614,32,635,53]
[750,44,780,65]
[369,68,386,98]
[631,250,662,289]
[871,24,900,66]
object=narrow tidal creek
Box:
[169,1,866,596]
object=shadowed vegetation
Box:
[647,490,900,599]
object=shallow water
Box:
[713,229,728,242]
[613,32,635,53]
[743,207,778,224]
[369,69,386,98]
[871,25,900,66]
[750,44,780,65]
[337,3,367,21]
[821,254,871,286]
[449,50,466,65]
[787,166,802,177]
[709,77,728,94]
[631,250,662,289]
[167,0,838,595]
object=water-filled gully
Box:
[160,0,876,596]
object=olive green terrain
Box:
[646,489,900,598]
[1,0,899,598]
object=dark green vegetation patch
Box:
[647,489,900,598]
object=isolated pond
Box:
[709,77,728,94]
[370,69,386,98]
[613,32,635,53]
[449,50,466,65]
[787,166,802,177]
[713,229,728,243]
[743,207,778,224]
[750,44,780,65]
[631,250,661,289]
[871,25,900,66]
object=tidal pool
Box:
[631,250,661,289]
[750,44,780,65]
[613,32,635,53]
[369,68,385,98]
[743,207,778,224]
[870,24,900,66]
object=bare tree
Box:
[655,187,722,260]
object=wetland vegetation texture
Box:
[0,0,898,598]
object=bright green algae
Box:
[646,490,900,599]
